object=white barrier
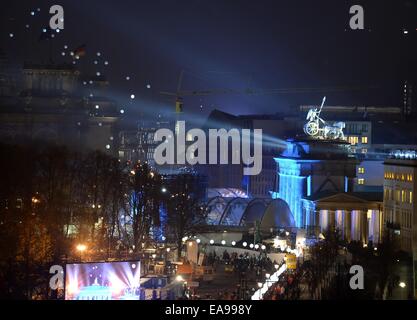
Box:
[251,264,287,300]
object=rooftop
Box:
[304,190,383,202]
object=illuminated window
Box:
[410,191,413,204]
[396,190,401,202]
[358,167,365,174]
[358,178,365,185]
[348,136,359,145]
[361,148,368,154]
[385,172,400,180]
[361,136,368,144]
[402,190,406,202]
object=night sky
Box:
[1,0,416,125]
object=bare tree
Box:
[127,162,162,252]
[163,172,207,260]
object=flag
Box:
[73,44,86,58]
[175,97,183,113]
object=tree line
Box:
[0,142,207,299]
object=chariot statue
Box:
[303,96,345,140]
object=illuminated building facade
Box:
[353,119,417,191]
[273,137,383,243]
[273,138,357,227]
[383,152,417,252]
[344,121,371,155]
[383,152,417,298]
[302,192,383,243]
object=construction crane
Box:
[160,70,378,113]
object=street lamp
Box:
[399,282,406,288]
[76,244,87,261]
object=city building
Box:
[403,80,416,118]
[298,105,417,192]
[383,151,417,298]
[273,138,383,243]
[353,119,417,192]
[383,151,417,252]
[0,59,120,153]
[198,109,296,198]
[118,119,171,167]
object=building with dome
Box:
[0,52,120,153]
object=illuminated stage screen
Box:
[65,261,141,300]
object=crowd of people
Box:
[263,269,303,300]
[206,250,278,280]
[180,247,310,300]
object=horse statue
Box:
[324,122,345,140]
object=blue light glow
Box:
[274,158,306,228]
